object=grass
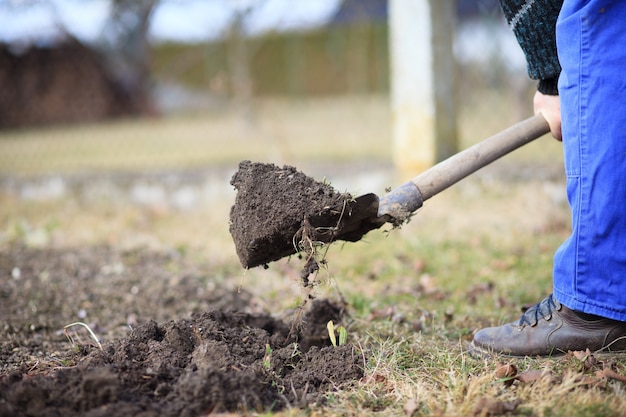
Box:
[0,96,394,175]
[0,91,560,176]
[2,94,626,416]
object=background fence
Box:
[0,0,535,179]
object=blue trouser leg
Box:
[553,0,626,321]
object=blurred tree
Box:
[225,0,269,129]
[101,0,158,114]
[227,3,254,128]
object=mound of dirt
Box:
[0,245,364,416]
[229,160,352,269]
[1,302,362,416]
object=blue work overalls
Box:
[553,0,626,320]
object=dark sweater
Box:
[498,0,563,94]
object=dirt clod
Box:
[229,160,352,269]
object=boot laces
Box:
[519,294,561,327]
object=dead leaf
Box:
[574,374,605,388]
[367,259,386,280]
[466,282,494,305]
[412,259,426,274]
[495,362,518,379]
[495,362,518,387]
[419,274,438,294]
[411,321,423,332]
[598,367,626,383]
[490,259,511,271]
[516,369,549,383]
[369,306,394,320]
[471,397,520,416]
[570,348,598,371]
[403,398,419,417]
[444,309,454,323]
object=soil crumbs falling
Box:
[0,245,364,417]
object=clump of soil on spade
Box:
[229,160,353,269]
[0,245,364,416]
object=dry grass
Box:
[0,96,393,176]
[0,91,559,176]
[2,95,626,416]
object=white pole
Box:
[389,0,457,178]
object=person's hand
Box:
[533,91,562,141]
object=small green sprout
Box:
[338,326,347,346]
[263,343,272,369]
[327,320,347,347]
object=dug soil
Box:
[229,161,353,269]
[0,245,364,416]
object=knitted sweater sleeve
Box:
[498,0,563,94]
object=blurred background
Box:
[0,0,556,258]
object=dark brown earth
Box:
[229,160,353,269]
[0,245,364,417]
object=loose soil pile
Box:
[0,245,364,416]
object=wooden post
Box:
[389,0,458,178]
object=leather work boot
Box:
[470,294,626,357]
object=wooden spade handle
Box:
[412,114,551,201]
